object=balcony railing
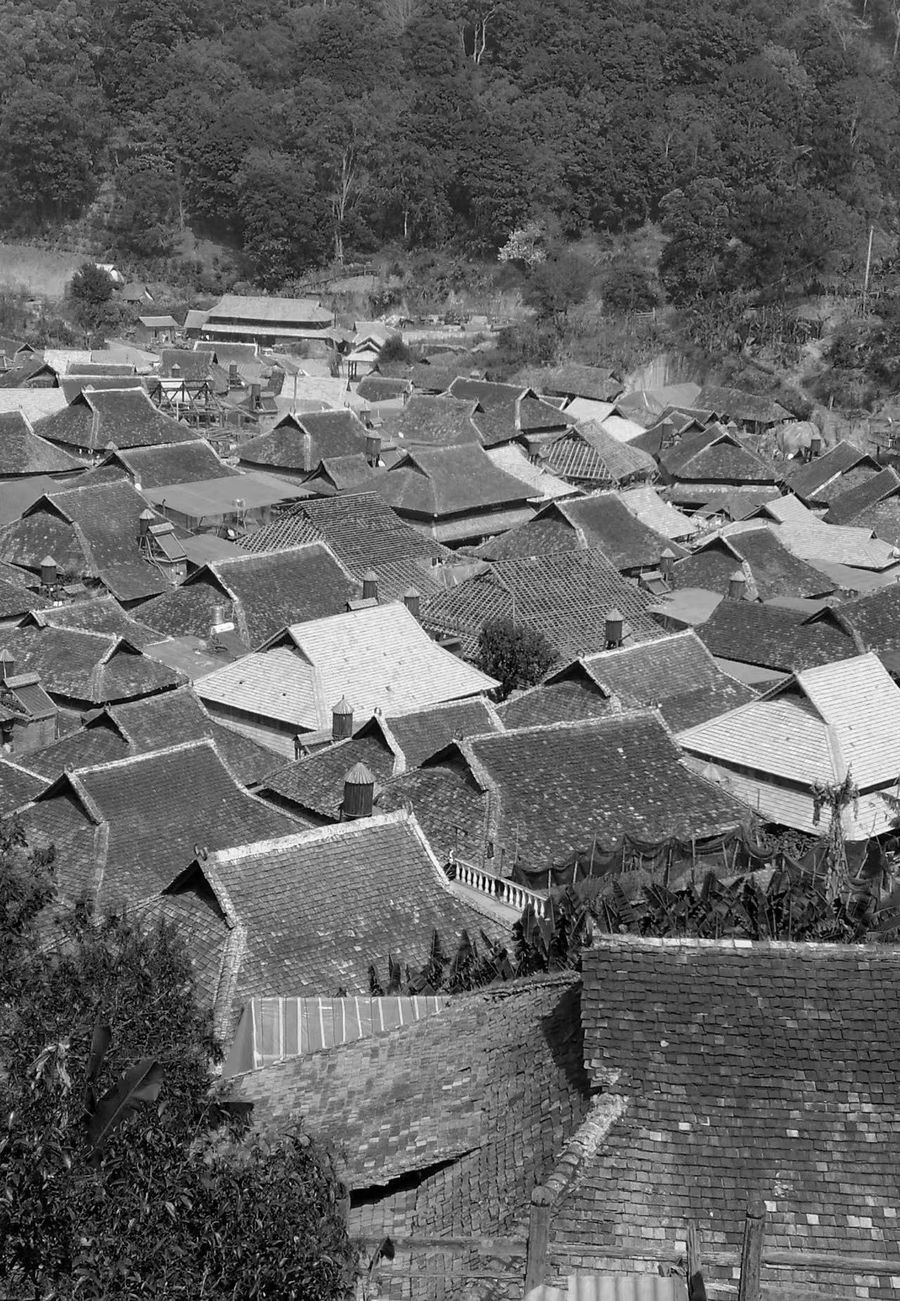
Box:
[453,859,549,919]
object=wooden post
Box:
[524,1185,553,1294]
[738,1200,766,1301]
[686,1221,706,1301]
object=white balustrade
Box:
[454,859,548,918]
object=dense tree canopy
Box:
[0,0,897,296]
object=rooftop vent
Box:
[362,571,378,601]
[342,762,375,820]
[728,568,747,600]
[605,608,624,649]
[332,696,354,742]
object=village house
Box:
[540,420,657,490]
[190,294,335,349]
[195,601,497,757]
[34,388,200,460]
[0,411,83,479]
[136,315,180,346]
[238,408,376,479]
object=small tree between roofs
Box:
[0,827,355,1301]
[475,616,556,699]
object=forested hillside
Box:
[1,0,899,300]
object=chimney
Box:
[341,761,375,820]
[404,586,421,619]
[659,548,675,581]
[658,417,676,448]
[250,382,261,410]
[228,362,239,387]
[728,568,747,600]
[0,648,13,682]
[362,570,378,601]
[809,433,822,459]
[365,433,381,466]
[138,508,155,539]
[605,608,624,649]
[332,696,354,741]
[40,555,57,588]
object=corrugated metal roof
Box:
[527,1273,687,1301]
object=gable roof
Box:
[0,479,175,601]
[27,595,161,647]
[459,712,748,869]
[671,527,835,600]
[677,652,900,836]
[0,756,48,814]
[772,518,900,571]
[616,485,701,540]
[24,739,298,908]
[372,443,532,519]
[574,630,756,731]
[527,363,622,402]
[824,464,900,525]
[693,384,791,424]
[842,582,900,653]
[374,764,490,862]
[696,598,859,672]
[383,696,503,767]
[206,294,332,327]
[379,394,483,448]
[496,678,613,731]
[259,730,398,820]
[563,936,900,1293]
[137,544,358,648]
[239,409,370,473]
[241,491,449,575]
[476,494,684,571]
[661,426,778,485]
[175,810,503,1003]
[36,388,200,451]
[785,440,877,501]
[0,412,84,474]
[420,549,662,661]
[197,602,497,731]
[109,439,239,489]
[0,625,184,707]
[543,422,656,486]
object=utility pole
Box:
[863,224,875,315]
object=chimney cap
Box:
[729,567,745,583]
[344,761,375,785]
[139,508,155,520]
[332,696,354,716]
[607,606,623,622]
[404,586,420,598]
[40,554,57,567]
[660,547,675,560]
[362,568,378,582]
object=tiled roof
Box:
[528,364,622,401]
[828,465,900,523]
[661,428,777,484]
[130,890,232,1014]
[544,423,656,486]
[785,441,876,501]
[206,293,332,326]
[180,810,502,1002]
[843,582,900,652]
[0,756,48,813]
[497,679,613,730]
[26,739,299,908]
[561,936,900,1292]
[696,598,859,672]
[27,716,132,778]
[462,712,748,868]
[355,374,412,401]
[774,518,900,571]
[852,496,900,547]
[242,492,449,571]
[671,528,834,600]
[197,602,497,730]
[0,625,184,707]
[372,443,532,518]
[577,631,757,731]
[447,376,523,409]
[616,486,701,539]
[517,395,576,435]
[678,652,900,835]
[0,576,52,619]
[0,388,68,422]
[138,544,358,647]
[693,383,790,423]
[421,549,661,661]
[36,388,200,451]
[0,412,84,473]
[229,972,590,1246]
[374,765,489,861]
[484,444,574,500]
[384,697,503,767]
[239,410,370,473]
[112,440,239,489]
[260,730,398,819]
[477,494,684,571]
[109,686,276,784]
[379,395,482,447]
[667,483,781,514]
[30,596,163,648]
[0,479,173,600]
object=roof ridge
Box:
[68,735,219,776]
[589,932,900,956]
[203,808,412,865]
